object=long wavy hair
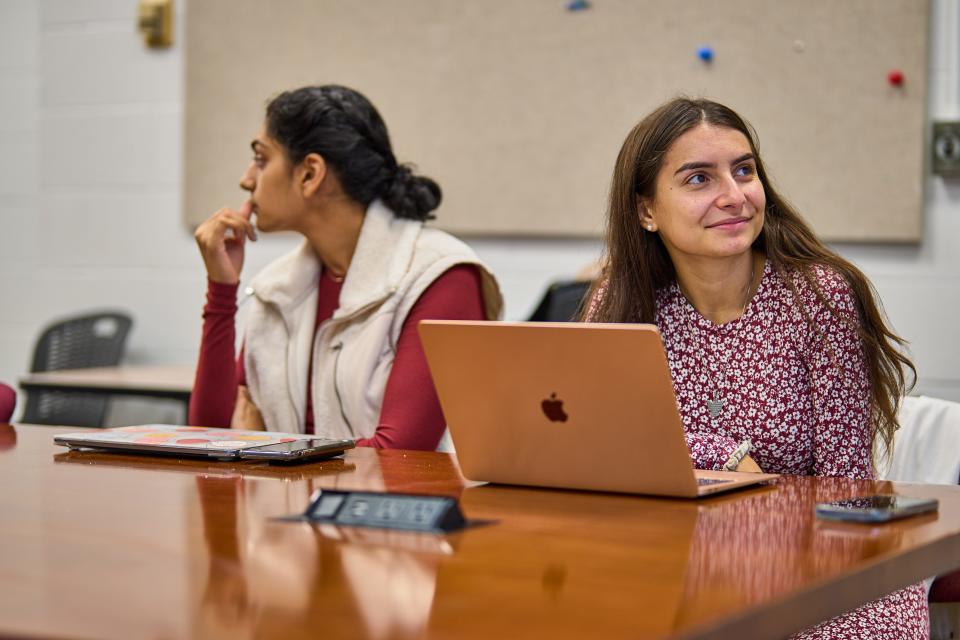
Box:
[583,97,915,464]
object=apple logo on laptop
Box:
[541,393,568,422]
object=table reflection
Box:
[428,485,701,637]
[675,477,911,625]
[0,423,16,451]
[190,451,466,640]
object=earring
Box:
[645,224,655,232]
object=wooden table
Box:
[3,424,960,640]
[19,364,194,402]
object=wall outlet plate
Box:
[932,121,960,176]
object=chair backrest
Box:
[526,280,593,322]
[21,310,133,427]
[880,395,960,485]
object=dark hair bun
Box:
[383,164,442,221]
[266,85,444,222]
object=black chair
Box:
[527,280,593,322]
[21,311,133,427]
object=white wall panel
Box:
[0,132,36,195]
[41,28,179,106]
[41,110,180,188]
[0,326,42,380]
[37,193,196,267]
[41,0,141,24]
[0,0,37,71]
[0,73,38,131]
[0,199,38,262]
[0,277,40,325]
[866,281,960,376]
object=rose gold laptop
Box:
[418,321,779,498]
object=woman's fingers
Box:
[196,207,256,248]
[238,200,257,241]
[194,206,257,284]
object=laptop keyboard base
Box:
[696,478,732,486]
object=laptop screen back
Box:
[418,321,702,496]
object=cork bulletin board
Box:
[185,0,928,242]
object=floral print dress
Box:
[589,260,928,640]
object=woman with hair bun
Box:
[189,85,502,450]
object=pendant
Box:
[706,397,724,418]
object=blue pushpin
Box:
[697,46,714,63]
[566,0,590,11]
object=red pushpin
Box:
[888,69,905,87]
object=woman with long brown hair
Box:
[585,98,924,638]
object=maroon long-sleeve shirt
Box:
[189,264,485,450]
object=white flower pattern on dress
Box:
[657,261,874,477]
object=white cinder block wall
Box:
[0,0,39,400]
[0,0,957,423]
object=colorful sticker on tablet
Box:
[208,441,251,449]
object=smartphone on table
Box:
[240,438,353,461]
[815,495,938,523]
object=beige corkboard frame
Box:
[185,0,928,242]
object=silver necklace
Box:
[678,260,756,419]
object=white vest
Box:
[242,200,503,443]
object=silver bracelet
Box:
[722,439,752,472]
